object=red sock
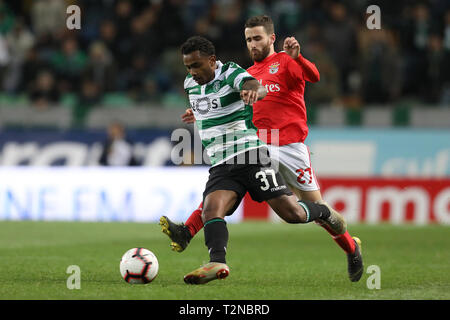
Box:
[317,222,356,254]
[185,202,204,237]
[332,231,356,254]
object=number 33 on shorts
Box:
[296,167,313,184]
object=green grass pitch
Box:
[0,221,449,300]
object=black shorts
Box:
[203,149,293,216]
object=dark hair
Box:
[244,15,274,34]
[180,36,215,56]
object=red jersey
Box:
[247,51,320,145]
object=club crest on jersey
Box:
[212,80,221,93]
[269,62,280,74]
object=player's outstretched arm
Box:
[283,36,320,83]
[240,79,267,105]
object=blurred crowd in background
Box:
[0,0,449,124]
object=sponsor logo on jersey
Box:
[194,97,211,115]
[258,79,281,93]
[191,97,220,114]
[268,62,280,74]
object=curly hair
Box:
[180,36,215,56]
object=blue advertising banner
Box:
[0,167,245,223]
[0,128,174,166]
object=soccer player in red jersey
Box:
[161,15,363,282]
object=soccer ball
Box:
[120,248,159,284]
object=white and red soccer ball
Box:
[120,248,159,284]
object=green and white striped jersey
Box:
[184,60,266,166]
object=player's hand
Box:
[283,37,301,59]
[181,108,196,123]
[240,89,258,105]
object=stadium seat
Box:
[101,93,134,108]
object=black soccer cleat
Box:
[347,237,364,282]
[159,216,192,252]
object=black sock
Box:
[204,218,228,263]
[297,200,331,222]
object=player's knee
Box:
[201,206,219,222]
[202,198,231,222]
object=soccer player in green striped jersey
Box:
[183,39,267,166]
[179,36,339,285]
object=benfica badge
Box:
[268,62,280,74]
